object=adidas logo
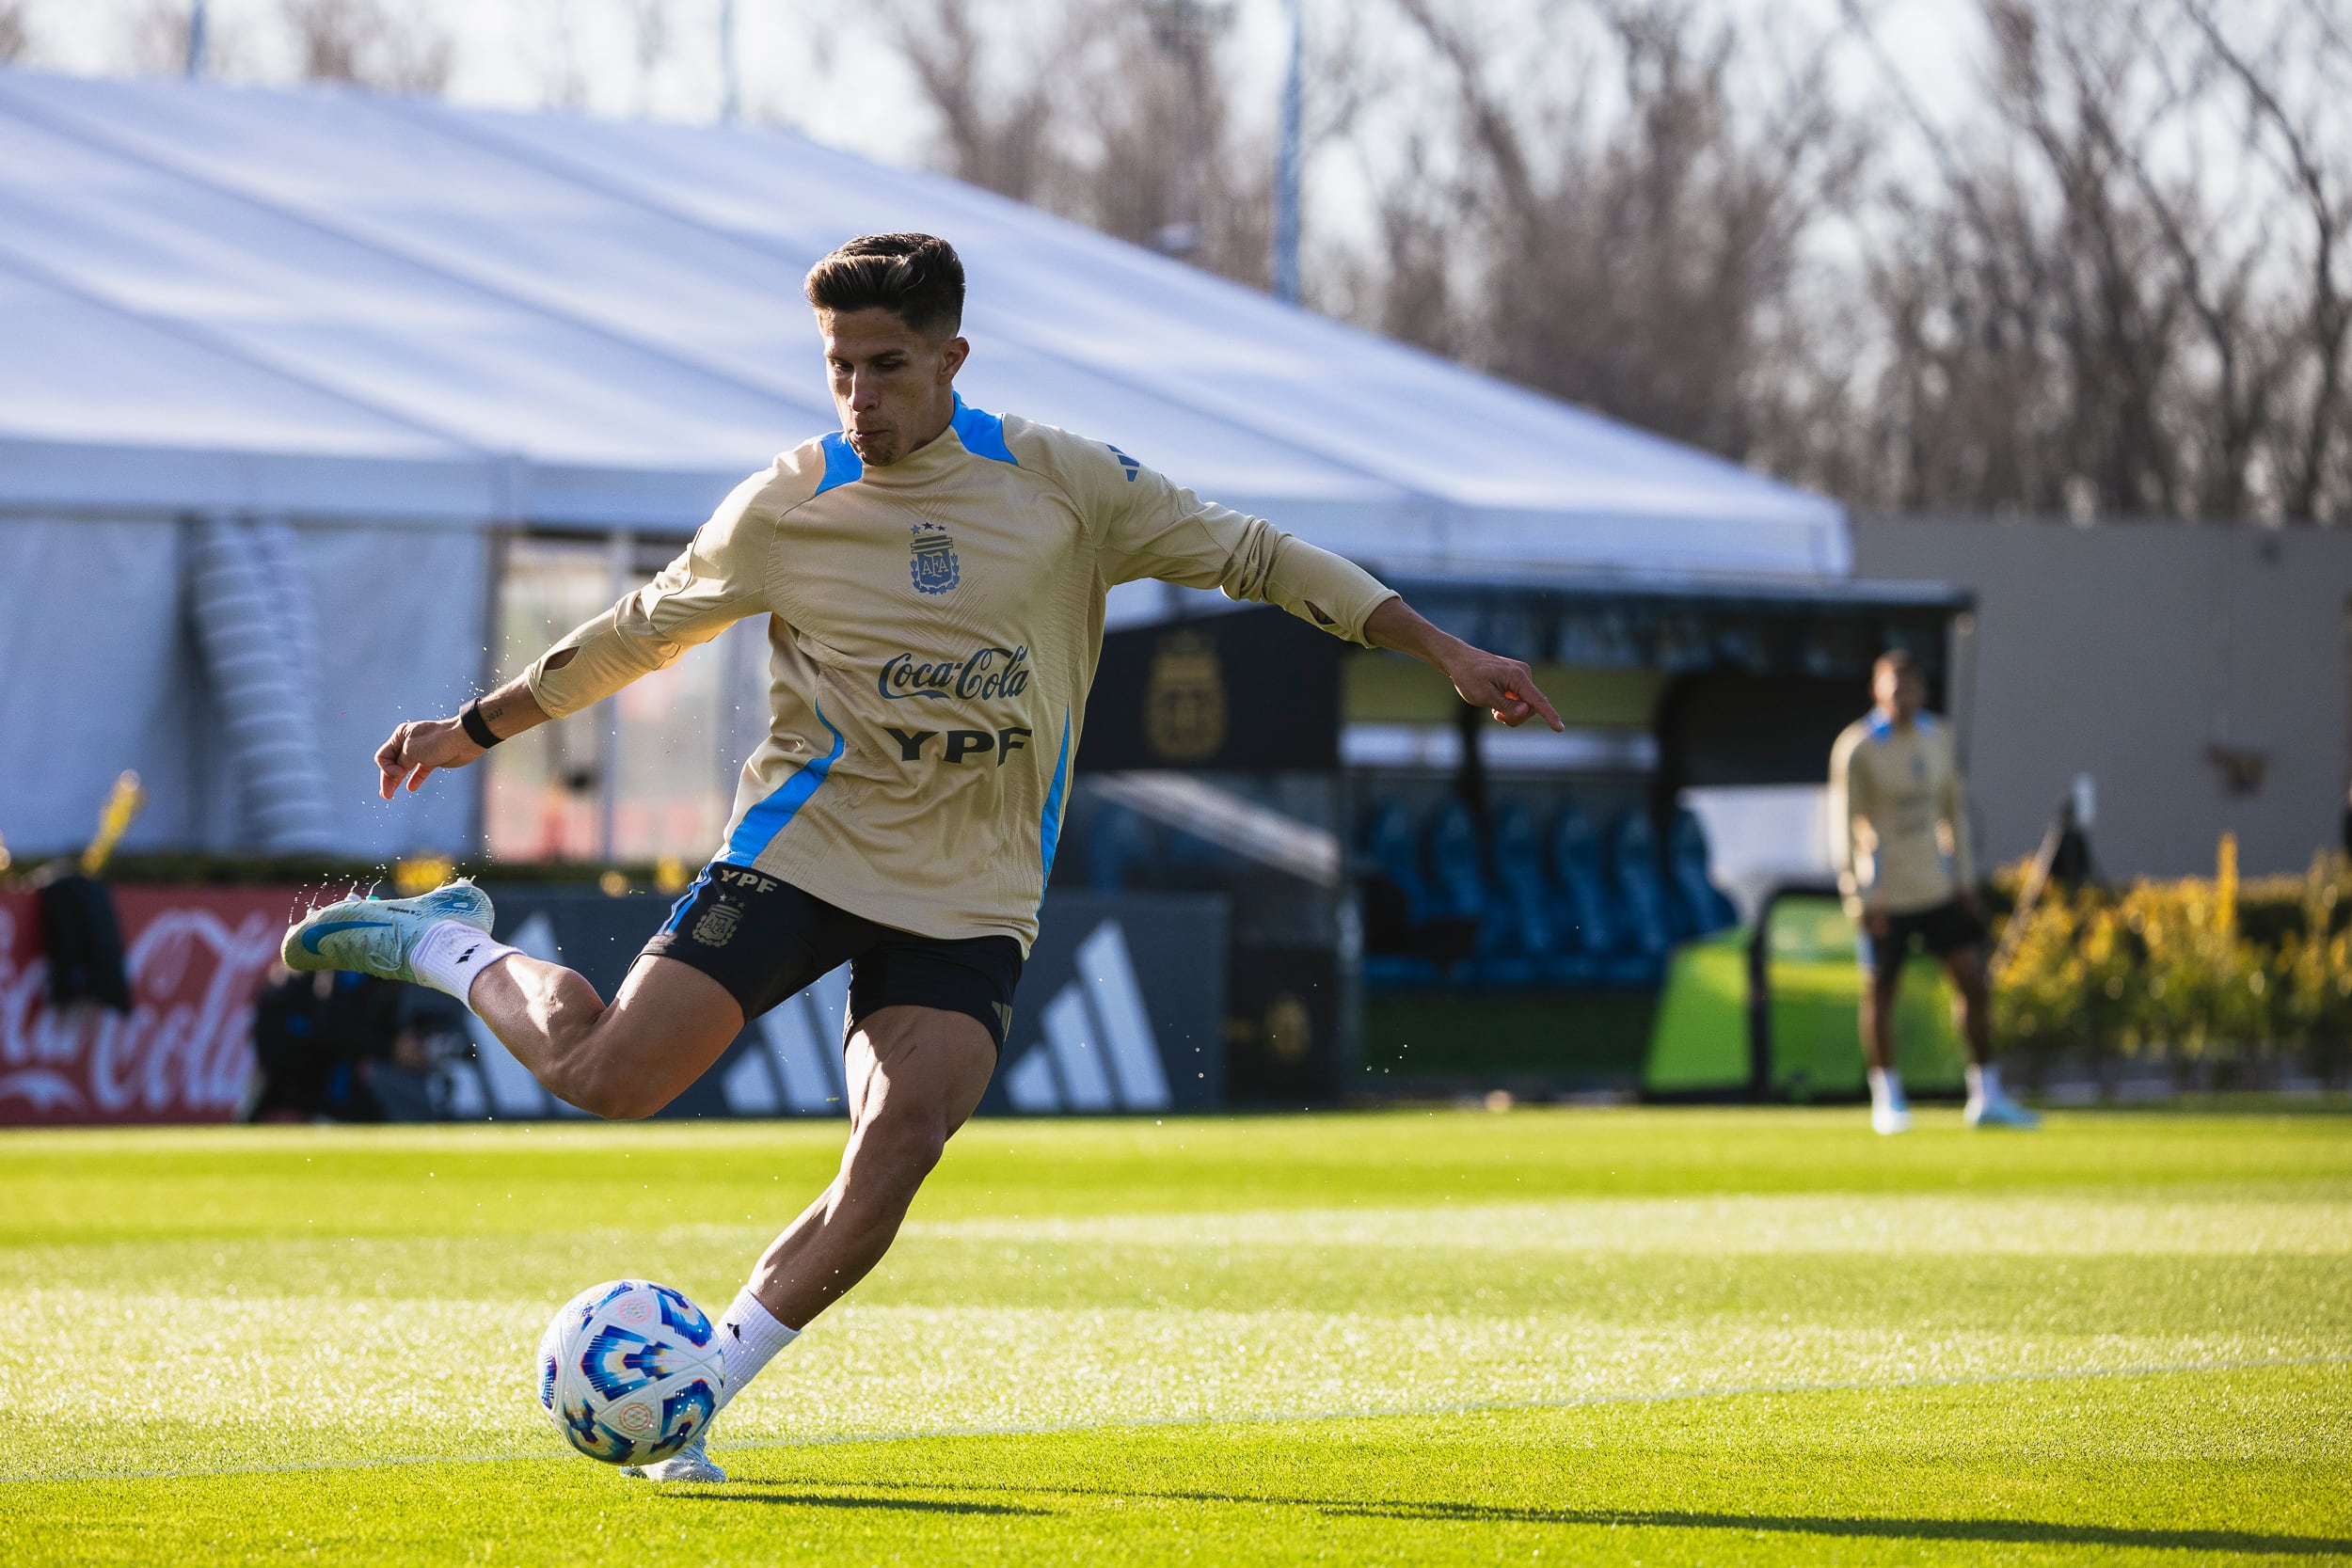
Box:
[717,921,1170,1117]
[725,966,854,1116]
[1000,921,1169,1114]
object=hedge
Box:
[1992,852,2352,1077]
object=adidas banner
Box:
[463,887,1230,1120]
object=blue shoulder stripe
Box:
[950,392,1018,466]
[1037,711,1072,898]
[718,702,846,865]
[815,432,863,495]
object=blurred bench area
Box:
[1072,583,1975,1102]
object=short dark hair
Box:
[803,233,964,339]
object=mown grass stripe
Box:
[11,1350,2343,1487]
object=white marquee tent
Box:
[0,68,1850,860]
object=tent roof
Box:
[0,68,1849,579]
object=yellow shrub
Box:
[1991,852,2351,1067]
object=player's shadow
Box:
[662,1488,1044,1517]
[834,1480,2350,1554]
[1300,1499,2352,1555]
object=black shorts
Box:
[1857,898,1985,986]
[640,864,1024,1053]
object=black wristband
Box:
[459,698,503,750]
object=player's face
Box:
[818,308,969,467]
[1874,665,1925,721]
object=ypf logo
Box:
[909,521,960,595]
[1145,630,1225,763]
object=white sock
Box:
[406,920,518,1006]
[1967,1062,2000,1105]
[1868,1067,1906,1111]
[714,1288,799,1410]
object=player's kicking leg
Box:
[634,1002,995,1481]
[285,878,1009,1483]
[282,880,748,1120]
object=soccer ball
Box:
[535,1279,724,1465]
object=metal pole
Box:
[1271,0,1303,302]
[719,0,740,125]
[187,0,209,79]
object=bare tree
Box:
[855,0,2352,523]
[0,2,30,65]
[1375,0,1864,464]
[1841,0,2352,521]
[879,0,1336,292]
[281,0,453,94]
[882,0,1078,207]
[122,0,198,75]
[628,0,673,117]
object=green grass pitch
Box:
[3,1107,2348,1564]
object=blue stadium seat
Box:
[1607,810,1674,980]
[1360,799,1442,988]
[1362,799,1433,925]
[1479,801,1576,985]
[1088,803,1156,893]
[1547,803,1621,973]
[1423,798,1487,926]
[1668,807,1740,938]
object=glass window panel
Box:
[484,533,739,865]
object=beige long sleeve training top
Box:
[526,396,1397,952]
[1828,709,1976,918]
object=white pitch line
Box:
[6,1352,2346,1487]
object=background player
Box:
[1829,650,2038,1134]
[282,233,1563,1481]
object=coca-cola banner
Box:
[0,888,299,1126]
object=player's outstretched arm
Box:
[374,674,552,800]
[1364,597,1564,732]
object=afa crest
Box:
[909,523,960,595]
[1144,630,1226,763]
[691,900,742,948]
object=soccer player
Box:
[282,234,1563,1481]
[1829,649,2038,1135]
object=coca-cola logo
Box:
[0,894,286,1124]
[877,644,1031,704]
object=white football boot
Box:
[280,879,494,982]
[1870,1099,1913,1135]
[621,1433,726,1483]
[1966,1094,2042,1130]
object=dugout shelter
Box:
[1064,570,1973,1101]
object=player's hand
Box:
[1864,907,1890,940]
[1956,888,1983,919]
[374,717,485,800]
[1442,647,1565,731]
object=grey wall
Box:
[1851,517,2352,880]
